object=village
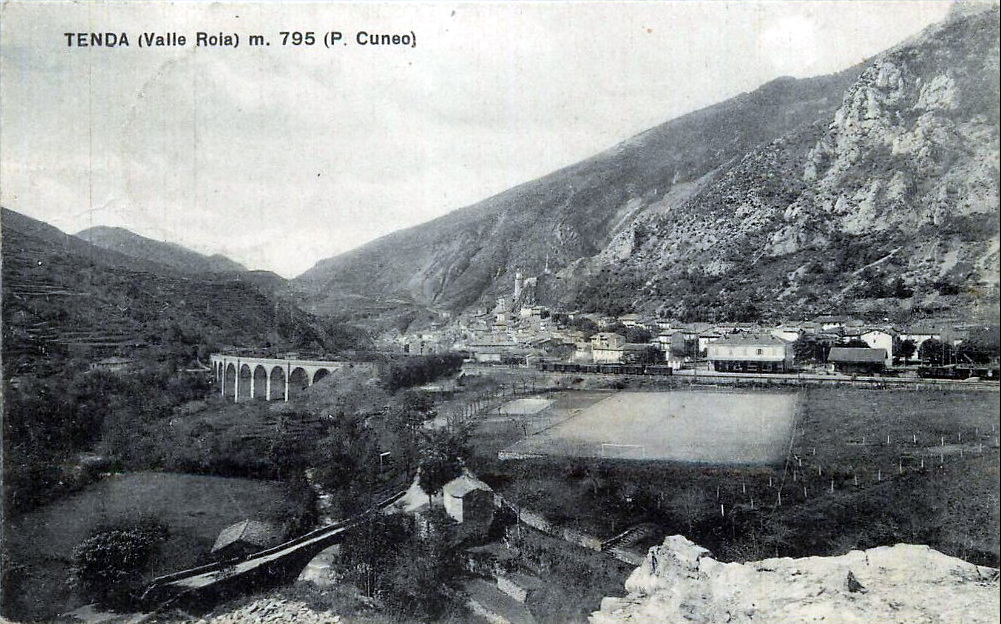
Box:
[384,272,1000,381]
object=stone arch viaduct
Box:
[210,354,346,402]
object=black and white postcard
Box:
[2,2,998,622]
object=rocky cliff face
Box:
[774,8,999,256]
[590,5,999,321]
[591,535,1000,624]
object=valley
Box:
[2,3,999,623]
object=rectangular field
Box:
[499,397,553,415]
[502,390,799,463]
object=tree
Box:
[68,518,168,610]
[339,510,461,620]
[844,339,870,348]
[399,389,436,418]
[624,327,653,344]
[624,345,662,365]
[669,488,710,536]
[793,335,817,363]
[380,353,463,392]
[339,513,414,598]
[957,326,1001,364]
[384,508,461,621]
[895,339,917,364]
[311,413,382,516]
[793,334,834,364]
[919,338,954,366]
[387,390,437,474]
[417,428,467,504]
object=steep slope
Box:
[297,6,999,324]
[2,210,180,276]
[295,68,862,315]
[1,208,367,375]
[593,5,999,321]
[76,225,247,274]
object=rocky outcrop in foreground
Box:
[591,536,999,624]
[185,597,343,624]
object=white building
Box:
[706,333,794,373]
[591,332,626,363]
[860,329,894,367]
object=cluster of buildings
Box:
[395,301,986,376]
[381,270,993,377]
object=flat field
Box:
[4,472,290,620]
[498,397,553,415]
[474,386,1000,568]
[502,390,799,463]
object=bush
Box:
[380,353,464,392]
[338,509,464,621]
[68,517,168,610]
[383,509,462,621]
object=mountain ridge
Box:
[294,6,1000,324]
[76,225,247,275]
[2,208,366,374]
[294,68,865,315]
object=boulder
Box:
[591,536,999,624]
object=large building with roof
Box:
[706,333,794,373]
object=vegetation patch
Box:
[3,472,294,620]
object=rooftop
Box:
[828,347,888,363]
[211,519,281,553]
[443,473,492,498]
[713,333,789,347]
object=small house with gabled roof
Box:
[828,347,888,375]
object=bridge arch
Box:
[312,368,331,384]
[238,364,253,401]
[225,363,237,399]
[269,366,287,401]
[253,365,269,400]
[289,367,310,398]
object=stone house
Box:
[443,473,494,540]
[591,332,626,363]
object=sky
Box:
[0,1,957,278]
